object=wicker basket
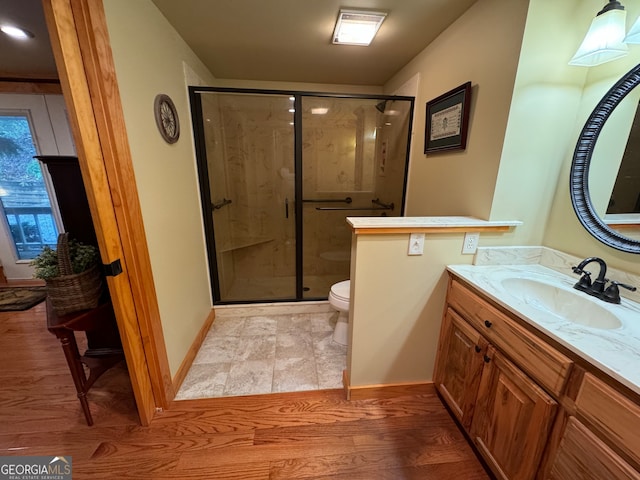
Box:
[46,233,103,316]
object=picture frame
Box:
[424,81,472,154]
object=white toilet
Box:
[329,280,350,346]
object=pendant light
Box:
[569,0,628,67]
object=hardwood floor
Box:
[0,299,489,479]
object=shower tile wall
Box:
[204,94,297,300]
[301,99,378,283]
[199,92,412,302]
[374,100,412,212]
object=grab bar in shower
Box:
[315,198,395,212]
[372,198,394,210]
[316,207,392,211]
[303,197,352,204]
[212,198,232,210]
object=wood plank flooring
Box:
[0,298,490,479]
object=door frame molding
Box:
[42,0,172,424]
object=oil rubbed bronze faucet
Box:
[572,257,636,304]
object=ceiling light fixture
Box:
[0,24,34,40]
[569,0,628,67]
[311,107,329,115]
[332,9,387,46]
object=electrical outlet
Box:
[462,232,479,254]
[408,233,425,255]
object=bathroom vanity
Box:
[434,265,640,480]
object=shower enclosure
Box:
[190,88,413,303]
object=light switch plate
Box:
[408,233,425,255]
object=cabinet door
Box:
[434,308,487,429]
[471,347,557,480]
[548,417,640,480]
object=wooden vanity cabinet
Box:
[434,277,567,480]
[436,275,640,480]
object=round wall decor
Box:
[154,94,180,144]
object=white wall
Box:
[487,0,587,246]
[385,0,530,220]
[349,232,476,386]
[103,0,216,377]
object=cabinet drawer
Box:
[576,373,640,468]
[448,280,573,397]
[549,417,640,480]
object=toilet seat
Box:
[330,280,350,300]
[329,280,350,312]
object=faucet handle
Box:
[602,281,637,304]
[573,270,592,291]
[611,281,637,292]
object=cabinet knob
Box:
[484,320,492,328]
[475,345,481,353]
[483,354,491,363]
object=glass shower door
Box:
[199,92,296,302]
[300,96,412,299]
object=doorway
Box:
[191,88,414,304]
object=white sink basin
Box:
[501,277,622,330]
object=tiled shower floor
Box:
[175,302,346,399]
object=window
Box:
[0,114,59,259]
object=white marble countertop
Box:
[604,213,640,225]
[347,216,522,229]
[447,263,640,396]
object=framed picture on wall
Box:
[424,81,472,154]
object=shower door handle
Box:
[285,198,289,219]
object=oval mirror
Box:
[571,63,640,254]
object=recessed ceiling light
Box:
[1,25,34,40]
[289,108,295,113]
[332,9,387,46]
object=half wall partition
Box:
[190,88,413,304]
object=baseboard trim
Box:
[171,309,216,396]
[343,371,435,400]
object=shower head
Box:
[375,100,387,113]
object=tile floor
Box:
[175,302,346,399]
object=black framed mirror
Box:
[570,62,640,254]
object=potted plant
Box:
[31,233,103,315]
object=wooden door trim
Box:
[42,0,173,423]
